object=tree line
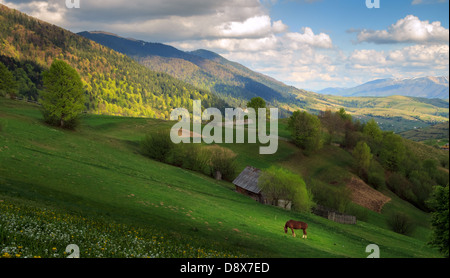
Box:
[286,107,448,256]
[287,107,448,211]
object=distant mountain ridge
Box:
[77,30,448,132]
[318,76,449,99]
[78,30,318,112]
[78,31,202,62]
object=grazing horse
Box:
[284,220,308,238]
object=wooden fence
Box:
[312,205,356,225]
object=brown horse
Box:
[284,220,308,238]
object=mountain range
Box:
[78,30,316,112]
[0,4,448,132]
[318,76,449,99]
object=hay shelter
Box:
[232,166,266,204]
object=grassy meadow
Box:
[0,98,444,258]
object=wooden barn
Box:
[232,166,266,204]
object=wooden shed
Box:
[232,166,266,204]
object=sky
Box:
[1,0,449,91]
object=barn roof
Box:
[232,166,262,194]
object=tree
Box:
[259,166,314,212]
[288,110,322,155]
[319,109,341,144]
[427,185,449,257]
[379,132,406,172]
[337,108,352,122]
[40,60,85,129]
[363,119,382,143]
[319,109,353,145]
[247,97,266,119]
[0,61,18,98]
[353,141,373,178]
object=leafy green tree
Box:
[379,132,406,172]
[0,61,18,98]
[427,185,449,257]
[363,119,383,143]
[247,97,266,119]
[40,60,85,129]
[288,110,322,155]
[353,141,373,178]
[337,108,352,122]
[259,166,314,212]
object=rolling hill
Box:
[399,121,449,146]
[0,4,227,119]
[318,76,449,99]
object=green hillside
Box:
[0,4,227,119]
[0,99,443,258]
[399,122,449,146]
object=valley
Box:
[0,3,448,260]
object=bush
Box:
[141,130,237,181]
[309,178,351,213]
[181,144,212,176]
[208,145,237,182]
[440,156,449,169]
[259,167,314,212]
[367,161,385,189]
[387,173,416,205]
[427,185,449,258]
[368,172,385,189]
[387,212,415,235]
[141,130,174,162]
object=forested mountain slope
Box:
[0,4,227,119]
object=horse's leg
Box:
[290,228,295,237]
[302,228,307,239]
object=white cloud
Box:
[1,0,447,91]
[284,27,333,49]
[356,15,449,44]
[2,0,67,25]
[218,15,288,38]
